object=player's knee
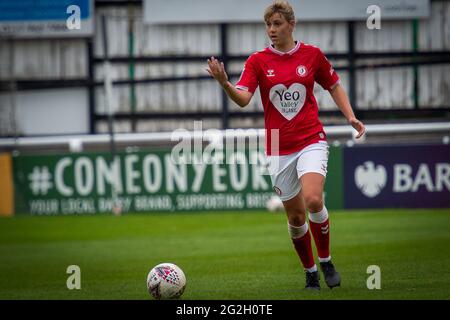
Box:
[285,206,306,226]
[304,194,323,212]
[288,214,304,227]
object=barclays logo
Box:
[354,161,450,198]
[355,161,387,198]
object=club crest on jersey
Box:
[267,69,275,77]
[296,65,308,77]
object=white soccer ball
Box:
[266,195,284,212]
[147,263,186,300]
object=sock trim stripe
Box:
[308,206,329,224]
[287,222,308,239]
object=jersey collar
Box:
[268,41,301,56]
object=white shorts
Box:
[267,141,329,202]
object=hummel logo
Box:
[267,69,275,77]
[321,225,329,234]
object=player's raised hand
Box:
[206,56,228,87]
[349,117,366,139]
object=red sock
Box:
[309,218,330,260]
[291,231,315,270]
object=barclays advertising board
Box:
[344,144,450,208]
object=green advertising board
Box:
[324,146,343,210]
[12,147,343,215]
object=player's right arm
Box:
[206,56,253,108]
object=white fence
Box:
[1,122,449,150]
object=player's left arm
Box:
[329,84,366,139]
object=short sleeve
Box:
[314,50,340,91]
[235,54,259,94]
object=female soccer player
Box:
[206,1,365,290]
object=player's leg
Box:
[297,142,341,288]
[300,172,330,261]
[300,172,340,288]
[282,192,320,290]
[270,158,319,290]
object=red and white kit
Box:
[236,41,339,200]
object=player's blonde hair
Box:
[264,1,296,24]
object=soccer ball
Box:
[266,195,284,212]
[147,263,186,300]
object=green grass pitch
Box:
[0,209,449,300]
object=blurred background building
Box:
[0,0,448,138]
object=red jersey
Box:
[235,41,339,155]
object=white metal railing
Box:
[0,122,449,148]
